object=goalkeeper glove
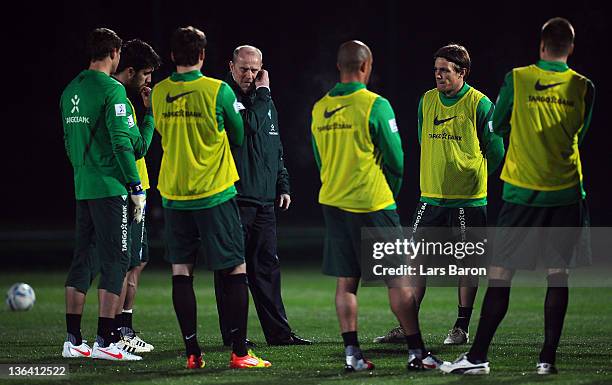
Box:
[127,182,146,223]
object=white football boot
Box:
[443,327,469,345]
[62,340,92,358]
[117,329,154,353]
[91,342,142,361]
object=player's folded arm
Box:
[241,86,273,135]
[491,71,514,138]
[477,99,505,175]
[370,97,404,197]
[220,83,245,146]
[106,86,140,184]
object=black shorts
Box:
[492,200,591,270]
[411,201,487,230]
[409,202,488,274]
[65,196,130,295]
[163,198,245,271]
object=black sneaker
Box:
[407,351,442,371]
[268,332,312,346]
[536,362,558,375]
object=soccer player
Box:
[152,26,271,369]
[441,17,595,375]
[312,40,442,371]
[214,45,311,347]
[61,28,144,361]
[374,44,504,345]
[111,38,161,354]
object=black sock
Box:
[468,280,511,362]
[405,332,426,353]
[539,273,569,365]
[222,273,249,357]
[115,312,125,328]
[122,310,133,330]
[341,331,359,348]
[172,275,200,357]
[96,317,115,348]
[66,314,82,345]
[454,306,473,332]
[113,313,124,342]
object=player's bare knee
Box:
[547,269,569,286]
[337,277,359,295]
[228,262,246,275]
[488,265,514,281]
[172,263,193,276]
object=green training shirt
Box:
[312,82,404,210]
[417,82,505,207]
[61,69,140,200]
[157,70,243,210]
[493,60,595,206]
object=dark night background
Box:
[1,0,609,266]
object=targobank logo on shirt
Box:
[65,94,90,124]
[388,118,398,133]
[71,95,80,114]
[115,103,127,116]
[127,115,135,128]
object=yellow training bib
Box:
[501,65,587,191]
[420,87,487,199]
[311,88,394,213]
[152,76,239,200]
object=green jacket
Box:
[226,73,290,205]
[61,70,140,200]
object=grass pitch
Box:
[1,268,611,384]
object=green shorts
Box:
[163,198,245,271]
[129,212,149,270]
[65,196,130,295]
[492,200,591,270]
[322,205,402,278]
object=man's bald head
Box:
[233,45,263,62]
[337,40,372,73]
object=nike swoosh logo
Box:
[72,348,91,357]
[166,91,194,103]
[185,334,196,340]
[534,79,565,91]
[433,116,457,126]
[99,349,122,359]
[323,105,348,118]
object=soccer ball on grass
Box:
[6,283,36,311]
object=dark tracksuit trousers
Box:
[214,201,291,344]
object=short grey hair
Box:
[232,45,263,62]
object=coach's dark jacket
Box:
[226,73,290,205]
